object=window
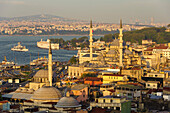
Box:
[147,84,150,86]
[103,99,105,103]
[110,99,113,103]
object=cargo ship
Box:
[37,39,59,50]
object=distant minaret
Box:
[151,17,154,25]
[89,20,93,60]
[119,19,123,67]
[48,40,53,86]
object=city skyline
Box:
[0,0,169,24]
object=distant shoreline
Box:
[0,34,103,37]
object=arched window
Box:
[110,99,112,103]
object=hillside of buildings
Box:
[0,14,81,22]
[112,27,170,44]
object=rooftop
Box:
[99,95,123,99]
[71,84,88,90]
[103,74,124,77]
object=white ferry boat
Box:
[11,42,28,52]
[37,39,59,50]
[30,57,48,66]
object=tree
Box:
[167,24,170,28]
[81,73,97,78]
[69,56,77,64]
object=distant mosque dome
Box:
[124,49,132,55]
[33,69,49,83]
[55,97,81,108]
[111,39,120,47]
[31,86,62,102]
[34,69,48,78]
[110,39,126,47]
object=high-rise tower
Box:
[119,19,123,67]
[89,20,93,60]
[48,39,53,86]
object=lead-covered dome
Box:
[55,97,81,108]
[34,69,48,78]
[31,86,62,102]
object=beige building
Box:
[68,63,111,78]
[121,68,143,81]
[90,96,131,113]
[145,81,160,89]
[102,74,126,84]
[145,72,168,79]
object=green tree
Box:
[69,56,77,64]
[167,24,170,28]
[81,73,97,78]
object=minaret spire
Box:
[90,20,92,28]
[120,19,122,28]
[119,19,123,67]
[48,39,53,86]
[89,20,93,61]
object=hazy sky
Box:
[0,0,169,24]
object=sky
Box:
[0,0,169,24]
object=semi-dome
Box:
[21,88,28,93]
[34,69,48,78]
[15,87,22,92]
[31,86,62,102]
[107,50,116,54]
[27,89,34,94]
[124,49,132,55]
[55,97,81,108]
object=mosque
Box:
[3,40,81,112]
[69,19,146,78]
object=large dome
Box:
[111,39,120,46]
[31,86,62,102]
[55,97,81,108]
[34,69,48,78]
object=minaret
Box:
[89,20,93,60]
[119,19,123,67]
[48,39,53,86]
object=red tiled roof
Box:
[146,89,163,94]
[131,67,141,70]
[103,74,124,77]
[128,83,139,86]
[153,45,168,49]
[144,48,153,51]
[163,87,170,91]
[84,77,102,81]
[90,107,108,113]
[107,89,115,92]
[0,100,9,103]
